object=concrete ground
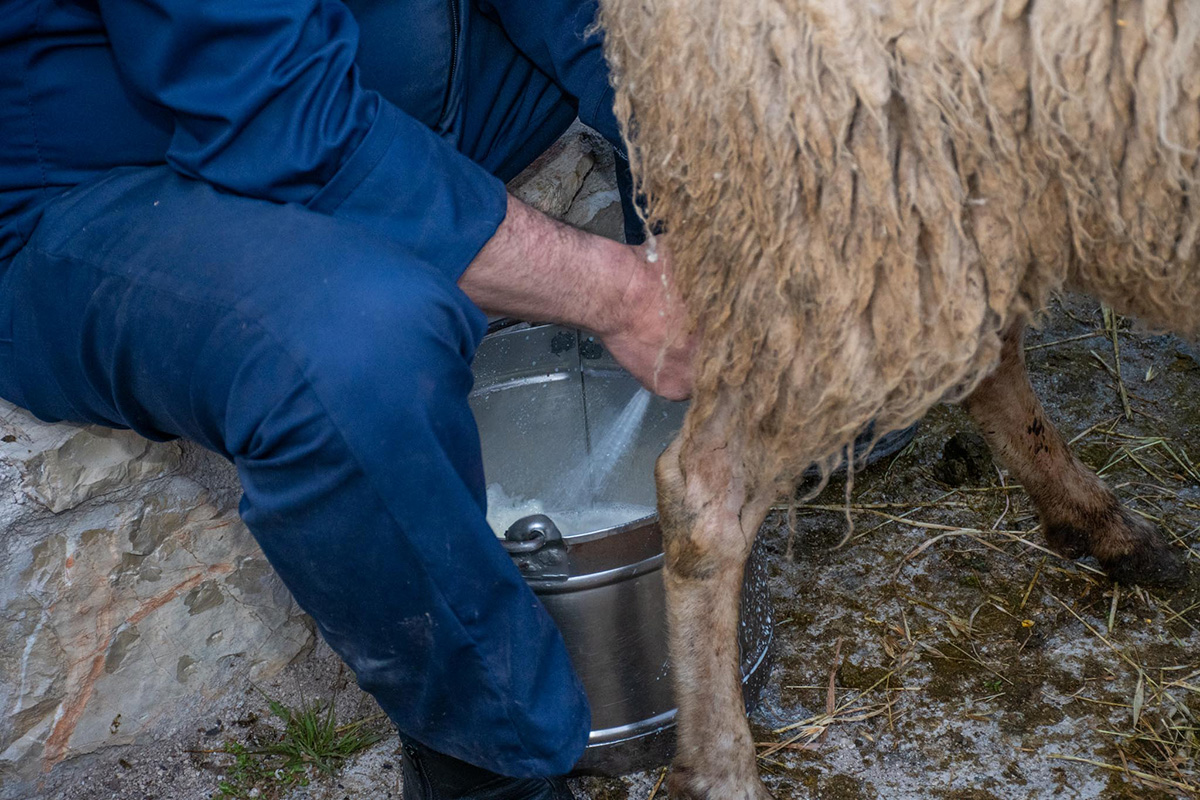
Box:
[35,293,1200,800]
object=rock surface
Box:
[2,422,181,515]
[0,402,311,798]
[508,127,597,218]
[508,122,623,239]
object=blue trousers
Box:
[0,5,602,778]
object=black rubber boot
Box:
[860,421,919,467]
[799,421,919,480]
[400,741,575,800]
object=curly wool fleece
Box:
[599,0,1200,492]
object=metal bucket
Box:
[469,323,773,776]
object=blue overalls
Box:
[0,0,628,776]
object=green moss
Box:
[923,655,979,701]
[839,659,892,691]
[1100,772,1178,800]
[821,773,875,799]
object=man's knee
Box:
[224,264,486,461]
[292,263,484,414]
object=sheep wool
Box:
[599,0,1200,493]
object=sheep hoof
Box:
[1087,510,1188,588]
[1043,522,1090,560]
[667,768,775,800]
[1099,533,1188,589]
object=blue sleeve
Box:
[475,0,623,149]
[95,0,507,280]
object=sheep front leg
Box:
[964,322,1186,586]
[656,433,775,800]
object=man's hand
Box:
[594,242,694,400]
[458,194,694,399]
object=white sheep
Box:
[599,1,1199,796]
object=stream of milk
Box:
[487,387,656,538]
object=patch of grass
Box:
[208,693,385,800]
[212,742,272,800]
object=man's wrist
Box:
[579,236,639,338]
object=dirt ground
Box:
[38,294,1200,799]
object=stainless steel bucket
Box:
[469,323,773,776]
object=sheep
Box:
[596,1,1200,797]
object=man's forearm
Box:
[458,193,632,335]
[458,193,694,400]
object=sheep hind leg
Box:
[656,429,775,800]
[963,322,1187,587]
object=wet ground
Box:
[41,294,1200,799]
[572,294,1200,799]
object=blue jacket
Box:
[0,0,617,269]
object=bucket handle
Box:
[502,515,569,579]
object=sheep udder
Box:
[599,0,1200,493]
